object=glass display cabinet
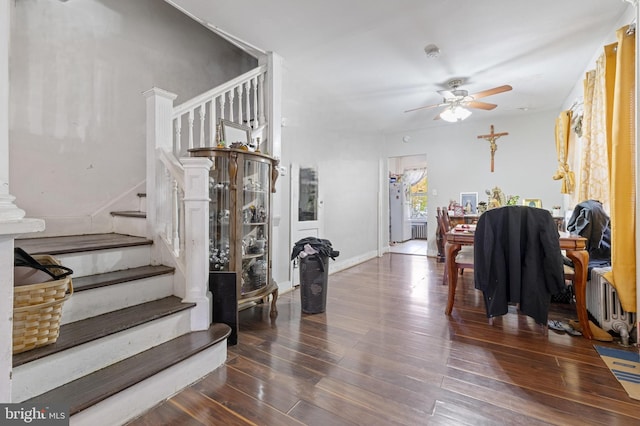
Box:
[189,147,279,341]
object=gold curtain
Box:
[567,110,582,208]
[552,110,575,193]
[603,26,636,312]
[578,56,610,209]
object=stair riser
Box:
[54,246,152,278]
[61,275,175,325]
[70,342,226,426]
[12,310,192,402]
[113,215,147,238]
[139,195,147,213]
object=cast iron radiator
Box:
[411,223,428,239]
[588,267,635,345]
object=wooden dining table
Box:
[444,227,591,339]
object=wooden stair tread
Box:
[26,323,231,416]
[13,296,194,367]
[15,233,152,255]
[111,210,146,218]
[72,265,175,292]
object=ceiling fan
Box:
[405,79,512,122]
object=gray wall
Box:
[9,0,256,235]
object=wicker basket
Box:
[13,255,73,354]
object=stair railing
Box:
[171,65,267,156]
[157,148,184,258]
[144,63,270,331]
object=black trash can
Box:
[291,237,339,314]
[299,254,329,313]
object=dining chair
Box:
[559,200,611,302]
[438,206,474,285]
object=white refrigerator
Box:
[389,182,412,242]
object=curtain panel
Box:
[603,26,636,312]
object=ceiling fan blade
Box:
[466,101,497,110]
[470,85,512,100]
[404,103,445,113]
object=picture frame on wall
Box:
[460,192,478,214]
[523,198,543,208]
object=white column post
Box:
[181,157,213,331]
[262,52,283,160]
[0,0,23,222]
[1,0,45,402]
[260,52,284,284]
[143,88,177,247]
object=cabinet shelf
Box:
[242,252,265,260]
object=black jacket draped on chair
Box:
[474,206,566,325]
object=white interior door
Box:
[290,163,323,286]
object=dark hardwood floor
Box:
[128,254,640,425]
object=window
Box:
[410,175,428,219]
[298,166,318,221]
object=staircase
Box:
[13,214,230,425]
[5,58,279,423]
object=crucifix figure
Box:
[477,125,508,172]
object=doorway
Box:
[388,154,428,255]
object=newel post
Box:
[143,88,178,244]
[1,0,45,402]
[181,157,213,331]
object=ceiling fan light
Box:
[440,106,472,122]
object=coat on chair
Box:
[473,206,566,325]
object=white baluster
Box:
[209,98,216,147]
[252,77,258,128]
[244,81,251,128]
[172,178,180,255]
[199,105,205,149]
[161,168,171,243]
[188,109,194,150]
[258,73,265,125]
[219,95,226,122]
[237,83,244,126]
[228,89,235,123]
[174,117,182,156]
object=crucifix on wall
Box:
[477,125,509,172]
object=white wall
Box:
[382,109,563,256]
[9,0,256,237]
[274,70,385,285]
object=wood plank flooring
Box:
[128,254,640,425]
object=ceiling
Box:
[169,0,632,133]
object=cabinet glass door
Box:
[209,156,231,271]
[241,158,270,295]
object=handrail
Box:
[172,65,267,117]
[158,148,185,189]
